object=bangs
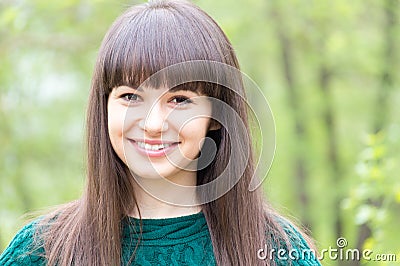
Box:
[99,3,232,97]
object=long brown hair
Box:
[36,0,309,265]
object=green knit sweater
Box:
[0,212,320,265]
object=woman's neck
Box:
[128,171,202,219]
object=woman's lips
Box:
[129,140,180,157]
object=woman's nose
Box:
[138,103,169,134]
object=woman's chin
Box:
[129,169,176,181]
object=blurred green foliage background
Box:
[1,0,399,265]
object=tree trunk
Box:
[374,0,397,133]
[318,63,343,241]
[271,4,311,229]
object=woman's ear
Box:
[208,119,221,131]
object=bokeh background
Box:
[1,0,399,265]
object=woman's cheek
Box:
[184,118,210,147]
[107,102,126,161]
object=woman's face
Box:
[107,85,218,181]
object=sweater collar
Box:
[122,211,210,246]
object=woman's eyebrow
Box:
[115,85,198,94]
[168,86,199,94]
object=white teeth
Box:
[136,141,172,151]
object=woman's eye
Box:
[170,96,193,105]
[121,93,139,102]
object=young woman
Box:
[0,0,321,265]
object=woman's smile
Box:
[129,139,181,158]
